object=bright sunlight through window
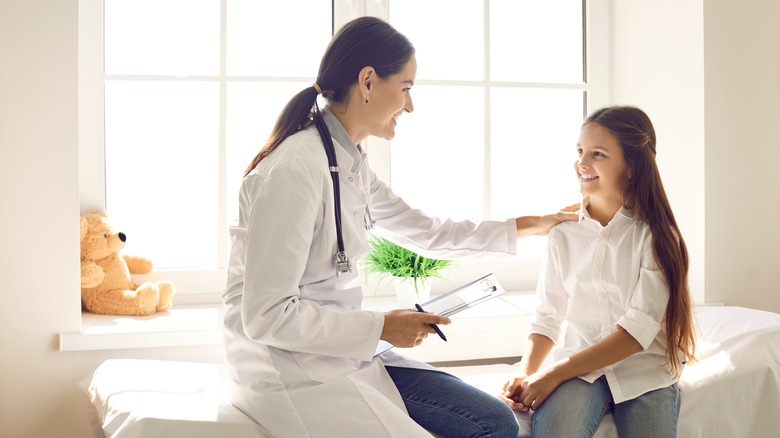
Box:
[84,0,605,296]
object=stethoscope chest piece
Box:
[335,251,352,277]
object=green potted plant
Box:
[362,235,453,307]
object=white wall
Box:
[612,0,780,314]
[703,0,780,312]
[1,1,778,436]
[611,0,707,304]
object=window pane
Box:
[105,81,219,268]
[225,81,310,227]
[390,86,484,220]
[227,0,331,76]
[105,0,219,75]
[390,0,484,81]
[491,88,584,255]
[490,0,583,83]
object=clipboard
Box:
[374,273,506,356]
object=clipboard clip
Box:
[480,279,497,294]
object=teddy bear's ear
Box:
[87,208,107,218]
[80,216,88,241]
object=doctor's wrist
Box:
[515,216,545,238]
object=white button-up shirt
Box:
[530,196,678,403]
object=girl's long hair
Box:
[585,105,696,376]
[244,17,414,176]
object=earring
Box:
[363,98,369,105]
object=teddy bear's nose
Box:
[118,232,126,242]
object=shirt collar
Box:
[578,195,636,225]
[578,196,590,223]
[321,106,365,172]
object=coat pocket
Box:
[289,350,365,384]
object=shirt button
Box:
[348,177,354,182]
[599,291,607,300]
[602,324,610,333]
[600,231,608,239]
[594,264,602,273]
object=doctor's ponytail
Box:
[244,86,319,176]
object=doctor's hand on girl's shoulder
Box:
[515,203,581,238]
[381,309,451,348]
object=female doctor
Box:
[222,16,576,438]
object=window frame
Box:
[362,0,612,293]
[78,0,611,304]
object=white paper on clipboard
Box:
[374,273,506,356]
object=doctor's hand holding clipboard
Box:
[379,308,451,348]
[375,273,506,356]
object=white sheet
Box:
[82,306,780,438]
[677,306,780,437]
[80,359,270,438]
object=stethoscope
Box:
[314,111,376,277]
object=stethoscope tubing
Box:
[314,111,352,276]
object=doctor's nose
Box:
[405,94,414,113]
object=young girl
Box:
[500,105,696,437]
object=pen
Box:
[415,303,447,342]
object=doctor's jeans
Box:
[385,366,519,438]
[531,375,680,438]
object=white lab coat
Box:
[222,109,517,437]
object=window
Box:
[80,0,609,301]
[371,0,610,289]
[384,0,587,239]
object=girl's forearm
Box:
[546,326,643,381]
[518,333,556,375]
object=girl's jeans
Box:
[532,375,680,438]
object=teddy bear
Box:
[80,209,175,316]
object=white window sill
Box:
[60,291,537,362]
[59,304,224,352]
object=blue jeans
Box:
[386,366,519,438]
[532,375,680,438]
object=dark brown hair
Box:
[244,17,415,176]
[585,105,696,376]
